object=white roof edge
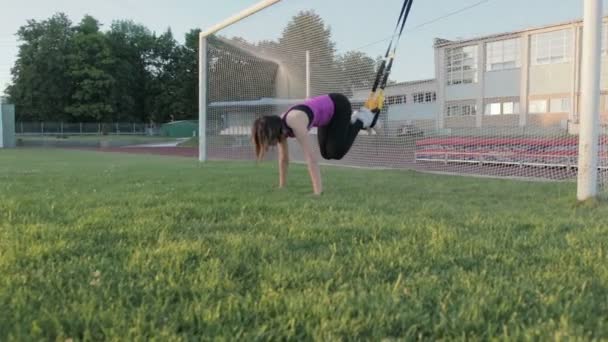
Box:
[434,15,608,48]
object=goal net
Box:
[201,0,607,196]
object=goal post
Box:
[577,0,603,201]
[198,0,607,200]
[198,0,283,161]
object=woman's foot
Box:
[351,107,375,128]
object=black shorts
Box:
[317,93,361,160]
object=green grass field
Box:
[1,149,607,340]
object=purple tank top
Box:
[282,95,335,137]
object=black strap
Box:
[371,0,414,93]
[371,0,407,92]
[380,0,413,90]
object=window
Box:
[529,99,548,113]
[531,29,573,65]
[486,38,521,71]
[446,45,478,85]
[462,104,477,116]
[446,105,459,117]
[386,95,406,105]
[413,92,437,103]
[485,103,502,115]
[529,97,572,114]
[484,98,520,115]
[550,97,570,112]
[503,102,520,114]
[446,102,477,117]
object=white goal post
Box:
[577,0,603,201]
[197,0,607,201]
[198,0,283,162]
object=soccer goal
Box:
[198,0,607,199]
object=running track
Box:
[66,145,596,181]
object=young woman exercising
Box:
[251,93,376,195]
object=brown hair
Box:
[251,115,284,161]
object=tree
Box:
[106,20,155,122]
[207,35,278,102]
[145,28,181,123]
[65,16,115,122]
[7,11,373,124]
[8,13,74,121]
[173,29,200,120]
[276,10,340,96]
[336,51,378,96]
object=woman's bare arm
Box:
[286,111,322,195]
[278,138,289,188]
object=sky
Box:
[1,0,607,93]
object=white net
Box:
[203,1,607,196]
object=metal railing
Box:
[16,122,158,136]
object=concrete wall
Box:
[445,116,476,128]
[484,69,520,98]
[388,103,439,121]
[482,114,519,127]
[528,63,573,95]
[444,83,479,101]
[527,113,569,127]
[1,104,16,148]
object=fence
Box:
[15,122,157,136]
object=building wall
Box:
[352,80,439,124]
[444,83,479,101]
[528,63,573,95]
[434,18,608,130]
[1,104,16,148]
[527,113,569,127]
[445,116,476,128]
[601,58,608,91]
[484,70,520,98]
[388,103,439,121]
[481,114,519,127]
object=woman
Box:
[251,93,375,195]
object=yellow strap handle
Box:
[364,90,385,113]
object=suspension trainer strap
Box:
[379,0,413,91]
[366,0,414,115]
[371,0,410,93]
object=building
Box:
[377,17,608,133]
[209,16,608,137]
[353,79,438,127]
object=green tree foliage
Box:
[208,35,279,102]
[65,16,115,122]
[106,20,155,122]
[173,29,201,120]
[336,51,378,97]
[7,13,73,121]
[6,11,379,123]
[275,10,339,96]
[145,28,181,123]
